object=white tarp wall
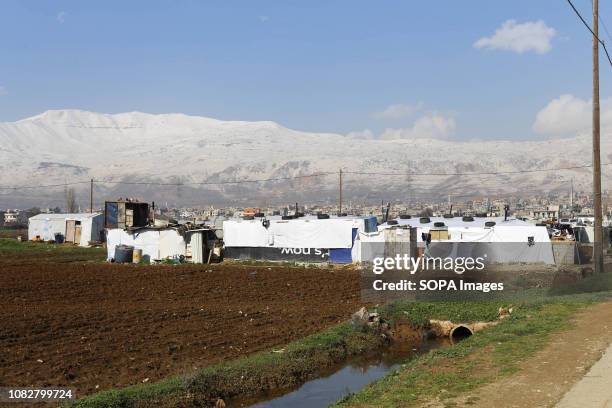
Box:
[28,213,104,247]
[352,229,411,262]
[223,217,364,249]
[106,228,186,261]
[378,217,554,264]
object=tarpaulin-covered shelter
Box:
[378,216,554,264]
[223,215,377,263]
[351,226,417,263]
[28,213,104,247]
[106,226,217,263]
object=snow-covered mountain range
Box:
[0,109,609,207]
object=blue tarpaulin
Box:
[329,228,358,264]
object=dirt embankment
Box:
[0,260,362,397]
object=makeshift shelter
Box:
[106,227,217,263]
[28,213,104,247]
[223,215,377,263]
[351,226,417,263]
[378,216,555,264]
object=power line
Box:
[588,0,612,44]
[98,172,335,186]
[0,173,334,190]
[344,162,612,177]
[598,12,612,44]
[0,181,91,190]
[0,163,612,190]
[566,0,612,68]
[0,162,608,190]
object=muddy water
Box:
[233,338,451,408]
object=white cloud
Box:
[381,114,456,140]
[57,11,66,24]
[533,94,612,137]
[347,114,456,140]
[474,20,556,54]
[533,94,589,136]
[373,103,423,120]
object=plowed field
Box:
[0,245,362,397]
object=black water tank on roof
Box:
[387,220,398,225]
[485,221,496,227]
[399,214,412,219]
[462,216,474,222]
[433,222,445,227]
[420,217,431,224]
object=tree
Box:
[66,188,78,213]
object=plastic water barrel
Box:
[133,248,142,264]
[115,245,134,263]
[54,233,65,244]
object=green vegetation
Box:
[0,226,27,239]
[334,292,611,407]
[0,238,103,253]
[72,289,612,408]
[0,238,106,262]
[71,322,386,408]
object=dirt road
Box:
[441,301,612,407]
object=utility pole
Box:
[570,178,574,216]
[90,178,94,213]
[593,0,604,273]
[339,169,343,215]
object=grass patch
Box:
[0,238,104,254]
[0,238,107,263]
[71,322,386,408]
[70,286,612,408]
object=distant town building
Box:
[242,207,260,217]
[4,210,19,224]
[531,205,560,220]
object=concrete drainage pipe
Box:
[449,325,473,343]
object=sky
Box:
[0,0,610,141]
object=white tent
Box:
[28,213,104,247]
[379,217,554,264]
[106,228,187,262]
[222,216,377,263]
[351,227,416,263]
[223,216,375,249]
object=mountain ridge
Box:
[0,109,608,207]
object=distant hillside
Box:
[0,109,607,207]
